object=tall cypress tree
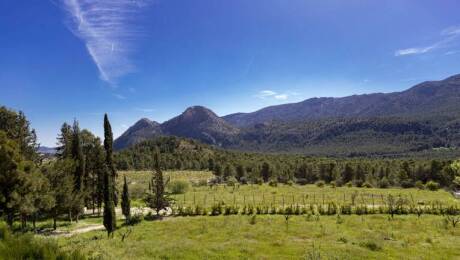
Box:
[121,176,131,223]
[104,114,118,205]
[103,114,116,237]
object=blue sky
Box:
[1,0,460,146]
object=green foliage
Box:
[0,106,38,161]
[103,114,117,236]
[0,223,85,259]
[114,136,458,190]
[121,176,131,222]
[315,180,325,187]
[168,180,190,194]
[359,240,382,251]
[426,181,440,191]
[145,154,172,215]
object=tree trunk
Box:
[6,211,14,227]
[32,215,36,232]
[53,217,57,230]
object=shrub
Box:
[359,240,382,251]
[126,212,143,225]
[426,181,440,191]
[249,215,257,225]
[415,180,425,190]
[193,179,208,187]
[345,182,353,188]
[168,180,190,194]
[315,180,325,188]
[329,181,336,188]
[226,176,238,187]
[378,177,390,188]
[268,179,278,187]
[286,180,294,186]
[0,223,85,259]
[353,179,364,187]
[400,180,414,188]
[362,182,373,188]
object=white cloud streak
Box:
[256,90,291,101]
[61,0,150,84]
[135,107,155,112]
[395,25,460,57]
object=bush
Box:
[400,180,414,188]
[0,223,84,259]
[249,215,257,225]
[126,212,143,225]
[362,182,373,188]
[359,240,382,251]
[268,179,278,187]
[426,181,440,191]
[168,180,190,194]
[378,177,390,188]
[193,179,208,187]
[315,180,325,187]
[226,176,238,187]
[415,180,425,190]
[329,181,336,188]
[345,182,353,188]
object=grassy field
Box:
[57,214,460,259]
[120,171,460,209]
[39,171,458,259]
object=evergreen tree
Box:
[261,162,271,182]
[121,176,131,223]
[223,164,235,180]
[104,114,118,206]
[71,120,85,192]
[0,131,25,226]
[103,114,116,237]
[56,123,73,159]
[236,164,246,181]
[103,164,116,237]
[43,159,75,230]
[145,153,170,216]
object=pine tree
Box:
[121,176,131,223]
[103,114,116,237]
[56,123,73,159]
[71,120,85,192]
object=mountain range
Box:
[114,74,460,157]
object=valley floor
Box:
[57,214,460,259]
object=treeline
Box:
[115,136,460,190]
[0,106,117,236]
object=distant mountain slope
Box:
[38,146,57,155]
[162,106,239,145]
[114,73,460,157]
[223,74,460,127]
[114,106,239,150]
[114,118,162,150]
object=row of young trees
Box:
[0,106,118,236]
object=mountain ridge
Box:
[114,73,460,156]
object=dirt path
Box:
[45,224,105,238]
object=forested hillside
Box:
[114,136,460,190]
[114,74,460,157]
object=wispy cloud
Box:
[113,93,126,100]
[395,25,460,57]
[135,107,155,112]
[255,90,294,101]
[61,0,150,85]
